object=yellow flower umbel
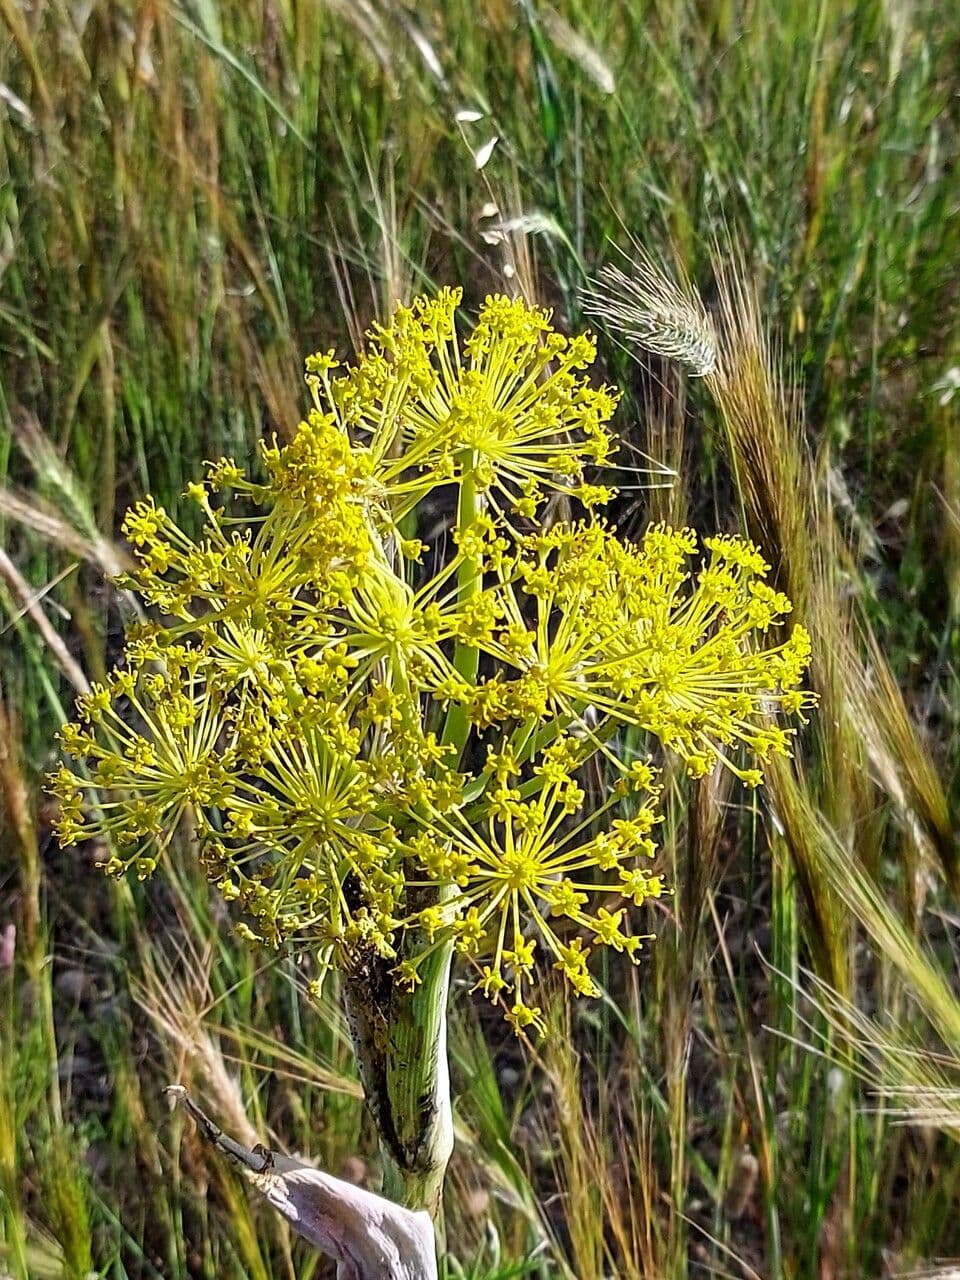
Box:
[461,519,813,786]
[52,289,813,1041]
[307,287,618,520]
[406,742,664,1033]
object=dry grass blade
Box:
[134,935,260,1149]
[0,0,53,116]
[0,692,41,968]
[850,628,955,874]
[765,767,960,1100]
[133,923,361,1150]
[0,486,130,577]
[540,1002,656,1280]
[771,957,960,1142]
[805,813,960,1052]
[0,550,90,696]
[541,6,615,95]
[764,760,850,992]
[11,415,103,541]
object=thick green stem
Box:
[342,911,455,1223]
[378,923,455,1219]
[343,456,480,1236]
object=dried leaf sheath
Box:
[167,1088,438,1280]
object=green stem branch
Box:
[442,455,481,765]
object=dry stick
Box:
[166,1087,438,1280]
[0,548,90,695]
[0,485,132,580]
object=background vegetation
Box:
[1,1,958,1276]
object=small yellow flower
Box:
[394,960,423,990]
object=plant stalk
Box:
[441,454,481,763]
[343,452,479,1239]
[342,914,455,1223]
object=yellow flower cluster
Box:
[307,287,618,519]
[453,520,813,785]
[51,289,814,1032]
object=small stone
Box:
[55,967,89,1002]
[463,1187,490,1218]
[339,1155,367,1186]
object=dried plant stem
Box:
[0,693,42,981]
[0,549,89,697]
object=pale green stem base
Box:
[342,904,455,1227]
